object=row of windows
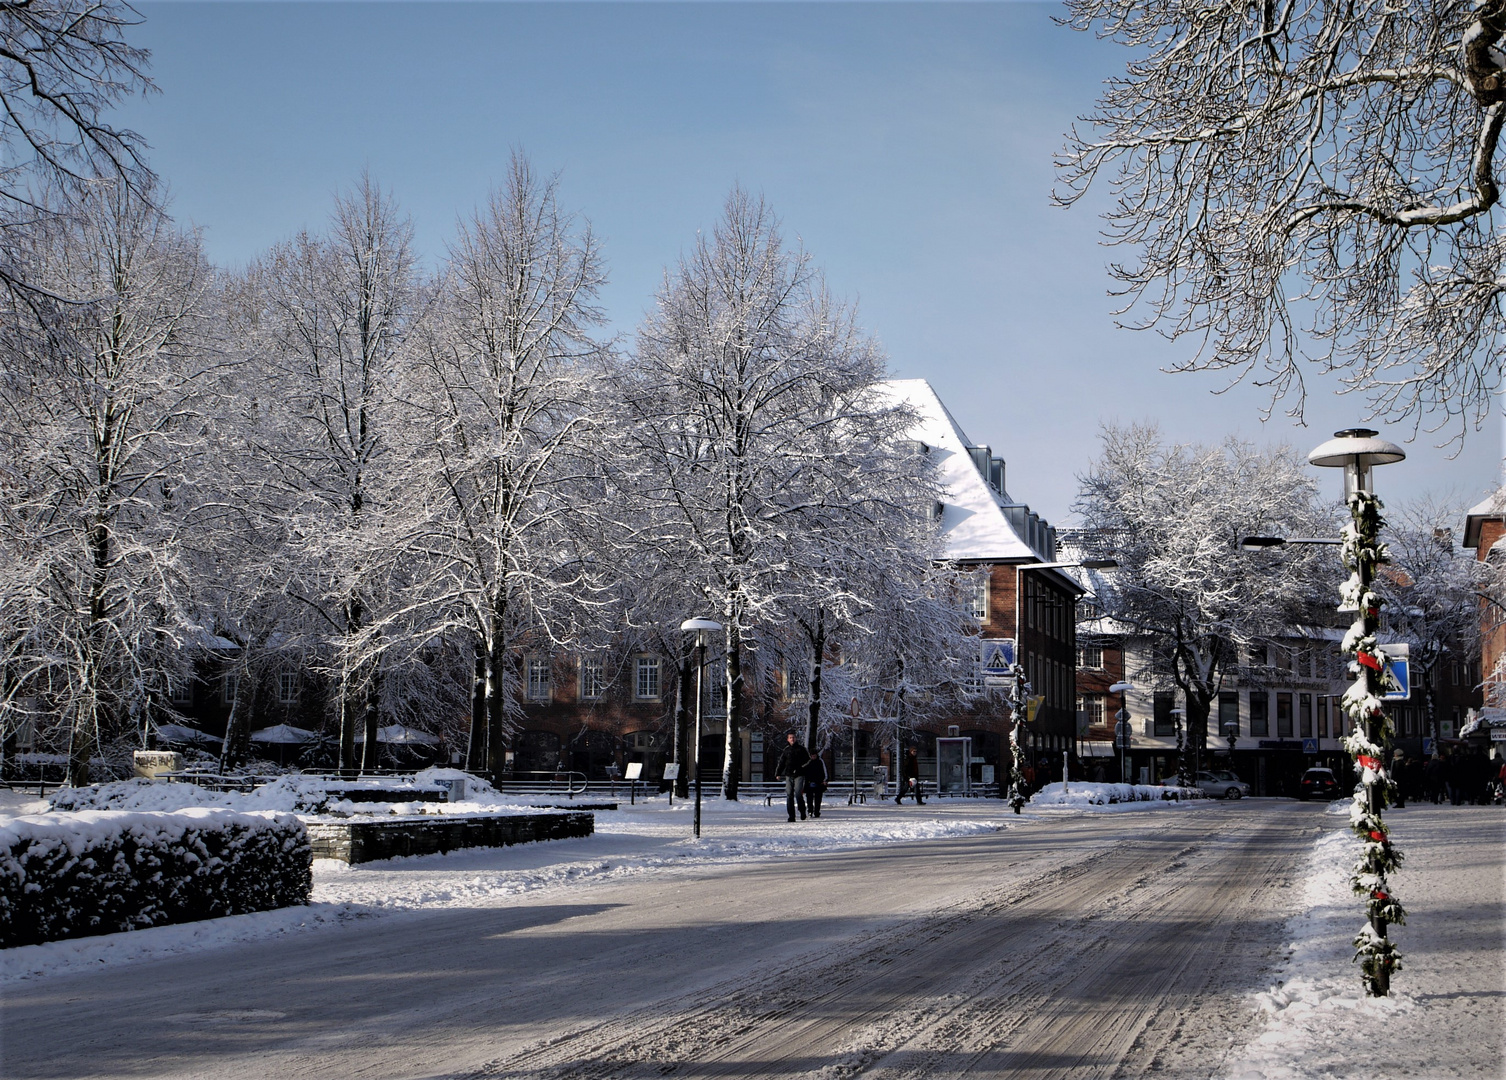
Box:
[167,672,300,706]
[1076,691,1363,741]
[525,655,664,703]
[1023,575,1072,642]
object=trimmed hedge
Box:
[0,808,312,948]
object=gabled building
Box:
[885,380,1082,785]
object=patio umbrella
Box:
[249,724,318,745]
[353,724,442,746]
[155,723,219,747]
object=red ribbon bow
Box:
[1356,651,1383,671]
[1358,755,1381,771]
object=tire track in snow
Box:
[457,812,1313,1080]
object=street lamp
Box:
[1109,680,1134,784]
[680,618,721,840]
[1309,428,1406,998]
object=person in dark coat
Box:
[896,746,925,804]
[775,732,810,821]
[802,751,828,818]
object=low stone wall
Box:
[306,811,594,864]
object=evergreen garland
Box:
[1339,490,1405,995]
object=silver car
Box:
[1194,769,1250,799]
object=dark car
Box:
[1299,767,1342,801]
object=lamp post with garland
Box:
[1005,663,1032,814]
[1309,429,1406,998]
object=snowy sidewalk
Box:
[1223,802,1506,1080]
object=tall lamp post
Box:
[680,618,721,840]
[1109,680,1134,784]
[1309,428,1406,998]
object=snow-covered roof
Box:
[1463,487,1506,549]
[882,379,1040,563]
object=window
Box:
[579,656,603,701]
[1078,694,1104,728]
[1249,643,1268,667]
[221,673,238,706]
[1219,692,1240,738]
[1153,692,1177,736]
[634,656,661,701]
[168,677,193,705]
[1317,695,1329,738]
[1250,693,1270,737]
[525,657,551,702]
[971,574,989,622]
[1299,693,1312,738]
[277,671,298,704]
[1276,692,1293,738]
[1078,642,1103,669]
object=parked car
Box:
[1299,767,1343,801]
[1194,770,1250,799]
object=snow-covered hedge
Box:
[0,808,311,948]
[1030,781,1204,807]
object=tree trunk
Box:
[485,608,507,789]
[722,620,742,800]
[673,651,692,798]
[360,655,382,773]
[466,642,487,772]
[805,608,825,750]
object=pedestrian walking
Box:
[802,752,828,818]
[896,746,925,804]
[775,732,810,822]
[1424,755,1444,804]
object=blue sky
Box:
[124,1,1503,526]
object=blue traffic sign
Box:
[1379,644,1410,701]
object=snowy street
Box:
[8,795,1497,1080]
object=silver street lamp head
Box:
[1308,428,1406,500]
[679,618,722,647]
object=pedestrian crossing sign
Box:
[980,638,1015,677]
[1379,643,1410,700]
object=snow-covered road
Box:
[1,799,1314,1080]
[1,795,1499,1080]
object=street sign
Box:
[1114,708,1130,722]
[1379,643,1410,700]
[980,638,1016,678]
[1302,738,1318,753]
[662,763,681,780]
[1492,727,1506,743]
[1422,738,1434,755]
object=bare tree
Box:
[413,154,608,785]
[621,188,925,799]
[243,174,419,773]
[1058,0,1506,440]
[1074,424,1333,762]
[0,180,210,784]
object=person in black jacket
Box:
[896,746,925,804]
[802,751,828,818]
[775,732,810,821]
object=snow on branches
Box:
[1060,0,1506,441]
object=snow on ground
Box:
[1224,802,1506,1080]
[0,789,1018,984]
[5,782,1502,1080]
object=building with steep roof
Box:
[883,380,1083,783]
